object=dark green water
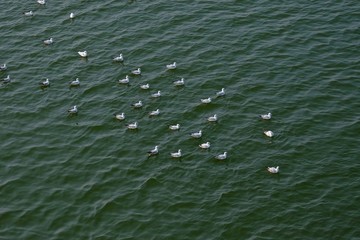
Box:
[0,1,359,239]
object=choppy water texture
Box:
[0,1,359,239]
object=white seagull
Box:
[140,83,150,90]
[68,105,78,114]
[40,78,50,87]
[131,101,143,108]
[171,149,182,158]
[149,109,160,117]
[147,145,159,156]
[208,114,218,122]
[69,78,80,86]
[190,130,202,138]
[169,124,180,130]
[114,112,125,121]
[216,88,225,97]
[173,78,184,86]
[260,112,272,120]
[267,166,279,174]
[201,97,212,104]
[126,121,138,130]
[215,152,227,160]
[113,54,123,62]
[0,63,7,71]
[151,90,161,98]
[78,51,88,58]
[118,75,129,84]
[43,38,53,45]
[131,68,141,75]
[3,75,11,83]
[37,0,46,5]
[264,130,274,138]
[69,13,75,19]
[23,11,34,16]
[166,62,176,70]
[199,142,210,149]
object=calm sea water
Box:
[0,1,359,239]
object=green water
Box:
[0,1,359,239]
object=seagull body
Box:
[190,130,202,138]
[216,88,225,97]
[118,75,129,84]
[126,122,138,130]
[171,149,182,158]
[215,152,227,160]
[69,12,75,19]
[70,78,80,86]
[113,54,123,62]
[43,38,53,45]
[3,75,11,83]
[201,97,211,104]
[147,145,159,156]
[267,166,279,174]
[260,112,272,120]
[166,62,176,70]
[23,11,34,16]
[37,0,46,5]
[264,130,274,138]
[208,114,218,122]
[0,64,7,71]
[199,142,210,149]
[40,78,50,87]
[68,105,78,114]
[151,90,161,98]
[169,124,180,130]
[173,78,184,86]
[149,109,160,117]
[78,51,88,58]
[131,68,141,75]
[140,83,150,90]
[114,112,125,120]
[132,101,143,108]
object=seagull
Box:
[201,97,211,104]
[131,68,141,75]
[199,142,210,149]
[23,11,34,16]
[267,166,279,174]
[259,112,272,120]
[37,0,46,5]
[190,130,202,138]
[43,38,53,45]
[166,62,176,70]
[2,75,11,83]
[118,75,129,84]
[114,112,125,121]
[264,130,274,138]
[215,152,227,160]
[78,51,88,58]
[173,78,184,86]
[171,149,182,158]
[131,101,143,108]
[216,88,225,97]
[149,109,160,117]
[69,78,80,86]
[208,114,217,122]
[140,83,150,89]
[113,54,123,62]
[169,124,180,130]
[126,121,138,130]
[151,90,161,98]
[0,63,7,71]
[69,12,75,19]
[68,105,78,114]
[40,78,50,87]
[147,145,159,156]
